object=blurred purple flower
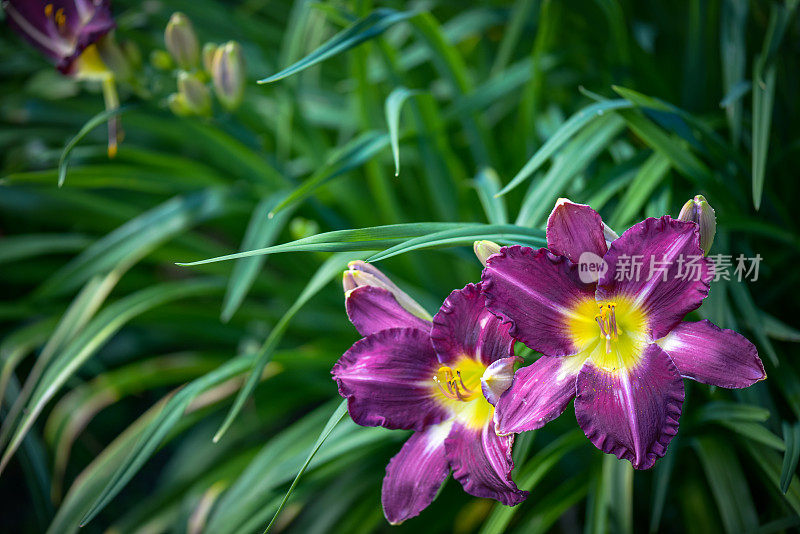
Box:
[3,0,115,75]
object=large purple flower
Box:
[482,199,766,470]
[3,0,115,75]
[333,261,527,524]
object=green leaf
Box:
[497,99,633,197]
[694,436,759,534]
[384,86,419,176]
[743,440,800,515]
[366,224,545,262]
[221,195,293,322]
[780,421,800,494]
[729,280,779,366]
[77,351,259,527]
[213,253,362,442]
[177,223,467,265]
[0,234,90,264]
[270,130,391,216]
[516,113,625,227]
[0,279,224,476]
[36,188,230,298]
[58,106,129,187]
[610,152,671,228]
[752,0,799,209]
[263,399,348,533]
[473,168,508,225]
[258,8,419,84]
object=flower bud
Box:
[343,261,432,321]
[678,195,716,255]
[165,12,199,70]
[211,41,245,111]
[150,49,173,71]
[167,92,192,117]
[202,42,218,73]
[473,240,501,267]
[177,72,211,116]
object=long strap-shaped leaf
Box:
[213,252,366,442]
[258,8,419,84]
[263,400,348,533]
[221,194,294,322]
[66,352,259,530]
[36,188,231,298]
[0,279,224,476]
[176,222,467,266]
[496,99,633,197]
[58,106,130,187]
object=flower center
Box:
[594,302,621,354]
[430,357,493,429]
[432,365,480,402]
[568,296,649,372]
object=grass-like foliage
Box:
[1,0,800,532]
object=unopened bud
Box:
[167,92,192,117]
[211,41,245,111]
[165,13,199,70]
[177,72,211,115]
[678,195,716,255]
[150,49,173,71]
[342,261,432,321]
[202,42,218,73]
[473,240,501,267]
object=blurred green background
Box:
[1,0,800,532]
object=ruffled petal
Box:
[597,216,712,340]
[494,355,583,435]
[446,422,528,505]
[382,420,453,524]
[332,328,448,430]
[431,283,514,367]
[659,320,766,388]
[546,198,608,264]
[575,344,684,469]
[482,246,596,357]
[346,286,431,337]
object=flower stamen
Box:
[433,366,475,401]
[595,303,621,354]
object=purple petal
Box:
[659,320,766,388]
[481,356,521,406]
[382,420,453,524]
[446,422,528,505]
[575,344,684,469]
[546,198,608,264]
[494,355,583,435]
[4,0,115,73]
[431,283,514,367]
[597,216,712,340]
[346,286,431,337]
[332,328,448,431]
[482,246,596,357]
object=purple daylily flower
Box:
[482,199,766,470]
[332,261,527,524]
[3,0,115,75]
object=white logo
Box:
[578,251,608,284]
